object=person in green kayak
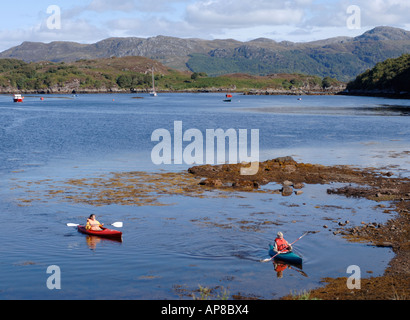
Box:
[273,232,292,253]
[86,214,104,231]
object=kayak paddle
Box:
[288,265,308,278]
[261,249,287,263]
[261,231,309,263]
[67,222,123,228]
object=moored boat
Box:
[13,94,24,103]
[77,225,122,241]
[150,67,157,96]
[223,93,232,102]
[269,244,302,266]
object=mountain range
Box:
[1,26,410,81]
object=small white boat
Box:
[150,68,157,97]
[13,94,24,103]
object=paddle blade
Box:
[67,223,79,227]
[111,222,123,228]
[260,258,272,263]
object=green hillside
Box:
[0,56,170,91]
[346,53,410,94]
[0,56,342,93]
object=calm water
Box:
[0,93,409,300]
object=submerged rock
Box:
[281,186,293,196]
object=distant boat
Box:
[223,93,232,102]
[13,94,24,103]
[150,68,157,97]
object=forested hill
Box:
[0,56,344,94]
[346,54,410,97]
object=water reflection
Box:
[272,261,308,278]
[0,94,405,299]
[84,235,123,250]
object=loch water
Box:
[0,93,409,299]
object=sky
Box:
[0,0,409,51]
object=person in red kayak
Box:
[86,214,104,231]
[273,232,292,253]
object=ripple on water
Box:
[0,94,407,299]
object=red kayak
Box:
[77,225,122,241]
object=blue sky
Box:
[0,0,409,51]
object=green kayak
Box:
[269,244,303,267]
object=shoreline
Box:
[187,157,410,300]
[338,91,410,100]
[2,89,409,99]
[0,89,343,95]
[0,86,345,96]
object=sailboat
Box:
[150,68,157,97]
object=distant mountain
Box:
[186,27,410,81]
[0,36,239,71]
[1,26,410,81]
[346,53,410,96]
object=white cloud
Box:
[300,0,410,29]
[0,0,409,52]
[358,0,410,26]
[186,0,305,28]
[107,17,202,39]
[88,0,137,12]
[87,0,189,13]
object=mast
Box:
[150,67,157,96]
[152,68,155,92]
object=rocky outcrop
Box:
[188,156,410,201]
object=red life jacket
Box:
[275,237,289,252]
